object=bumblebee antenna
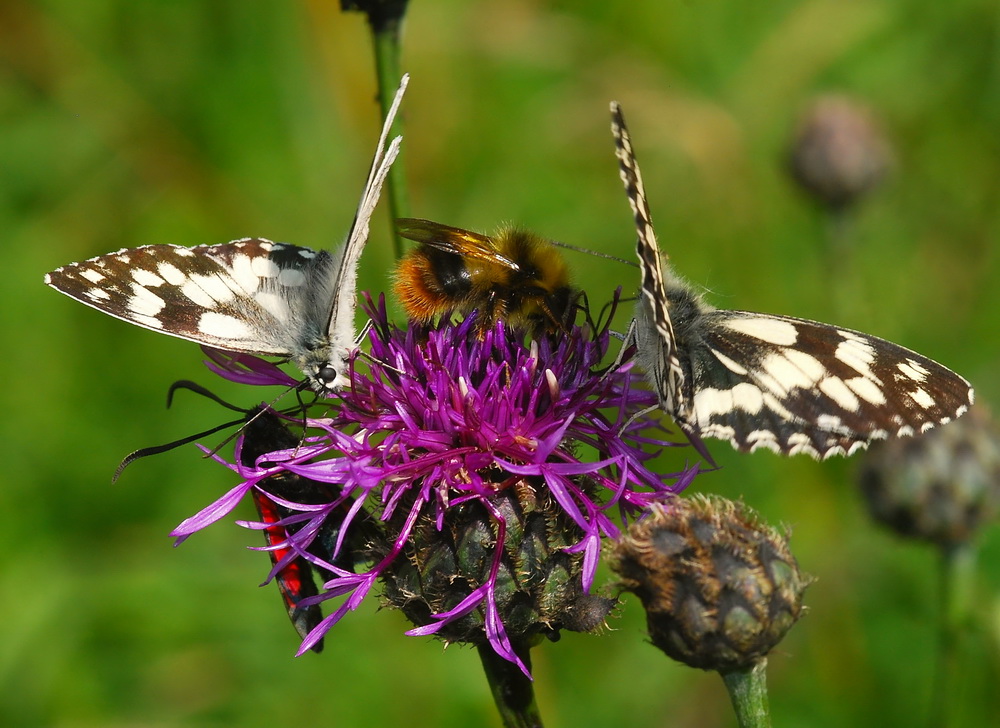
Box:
[549,239,637,267]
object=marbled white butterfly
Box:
[610,101,974,459]
[45,75,409,394]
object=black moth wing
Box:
[682,310,975,458]
[44,240,335,356]
[240,409,333,651]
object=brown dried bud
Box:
[788,95,891,210]
[858,405,1000,547]
[613,495,810,672]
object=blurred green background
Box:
[4,0,999,726]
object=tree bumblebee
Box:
[393,218,578,335]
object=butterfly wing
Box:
[44,239,334,356]
[611,101,687,414]
[309,74,408,390]
[682,311,974,458]
[47,75,410,391]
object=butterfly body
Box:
[612,101,974,459]
[45,75,409,393]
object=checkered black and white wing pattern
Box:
[610,101,974,459]
[45,74,408,393]
[687,311,974,457]
[45,240,336,355]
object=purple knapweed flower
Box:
[174,294,699,675]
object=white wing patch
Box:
[898,359,929,382]
[719,316,799,346]
[844,375,887,406]
[131,268,165,288]
[197,311,257,340]
[818,376,861,412]
[128,286,166,318]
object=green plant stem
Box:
[928,543,975,728]
[364,1,410,259]
[721,660,772,728]
[477,641,544,728]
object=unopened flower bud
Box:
[858,405,1000,547]
[613,495,810,672]
[789,95,891,210]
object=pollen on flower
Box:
[182,293,698,676]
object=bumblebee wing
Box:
[396,218,520,270]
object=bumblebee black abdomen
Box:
[394,247,473,322]
[424,247,473,297]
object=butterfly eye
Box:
[317,365,340,387]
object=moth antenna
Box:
[114,416,245,483]
[166,380,245,412]
[114,381,304,482]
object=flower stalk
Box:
[343,0,412,257]
[721,661,772,728]
[478,641,544,728]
